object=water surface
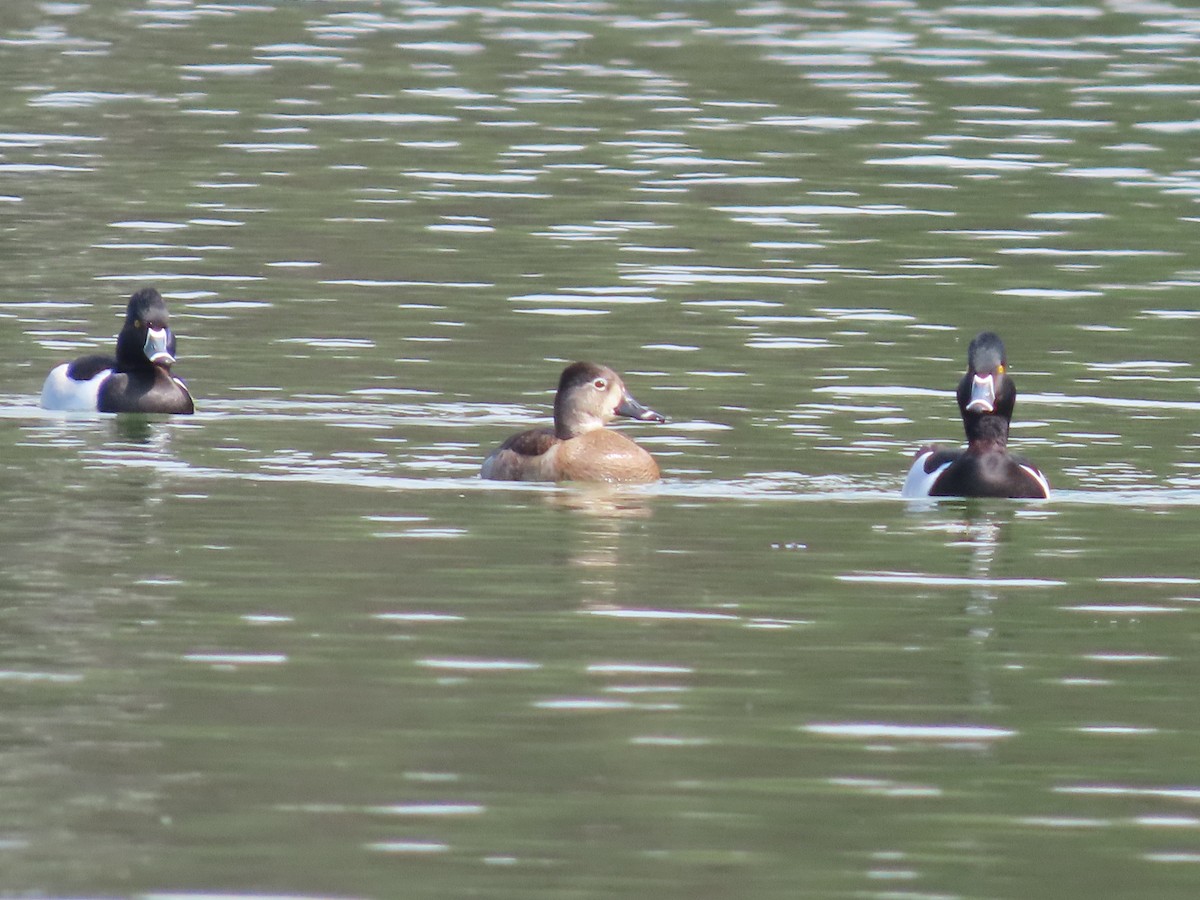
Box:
[3,2,1200,898]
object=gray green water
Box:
[3,2,1200,898]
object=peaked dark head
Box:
[553,361,665,439]
[116,287,177,370]
[956,331,1016,443]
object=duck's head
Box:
[956,331,1017,440]
[553,361,665,439]
[117,287,178,370]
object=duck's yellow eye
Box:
[593,378,607,390]
[134,319,142,329]
[997,363,1006,375]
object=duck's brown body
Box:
[481,426,661,483]
[480,362,664,484]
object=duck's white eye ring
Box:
[593,378,607,390]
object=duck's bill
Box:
[965,373,996,413]
[144,326,176,367]
[615,393,666,423]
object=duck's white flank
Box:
[40,363,111,411]
[901,450,951,499]
[1019,463,1051,498]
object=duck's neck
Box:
[554,397,605,440]
[965,413,1009,452]
[115,332,155,374]
[554,413,603,440]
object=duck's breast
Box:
[97,370,195,414]
[927,451,1049,499]
[556,430,660,483]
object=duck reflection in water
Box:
[543,484,654,518]
[537,485,654,610]
[907,503,1047,711]
[481,362,665,483]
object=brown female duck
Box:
[481,362,665,483]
